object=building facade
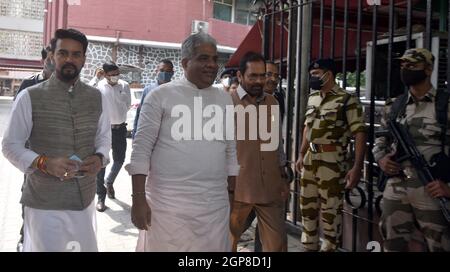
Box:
[0,0,45,96]
[45,0,261,86]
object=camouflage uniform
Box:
[373,87,450,252]
[301,84,366,251]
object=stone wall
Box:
[0,0,45,59]
[0,0,45,20]
[0,30,43,59]
[82,41,230,86]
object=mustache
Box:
[62,63,77,70]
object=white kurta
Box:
[125,78,239,252]
[2,84,111,252]
[23,201,97,252]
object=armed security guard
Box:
[295,59,367,251]
[373,48,450,252]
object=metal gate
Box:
[254,0,450,251]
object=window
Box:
[213,0,233,22]
[213,0,261,26]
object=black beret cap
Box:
[308,58,337,75]
[220,68,238,78]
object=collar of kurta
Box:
[237,85,267,103]
[48,73,82,93]
[181,77,216,90]
[406,87,436,104]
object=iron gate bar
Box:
[355,0,362,98]
[284,0,296,221]
[425,0,432,50]
[292,0,305,227]
[285,0,295,164]
[368,4,379,243]
[271,0,276,61]
[331,0,336,58]
[263,14,271,60]
[279,0,285,95]
[342,0,349,88]
[319,0,324,58]
[406,0,412,49]
[448,0,450,95]
[387,0,395,99]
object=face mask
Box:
[158,71,174,83]
[400,68,427,86]
[309,72,329,90]
[44,60,55,73]
[221,77,231,88]
[109,76,119,84]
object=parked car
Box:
[126,88,144,137]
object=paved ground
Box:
[0,138,301,252]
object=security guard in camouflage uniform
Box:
[295,59,367,252]
[373,48,450,252]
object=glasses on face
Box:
[265,72,280,80]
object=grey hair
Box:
[181,32,217,59]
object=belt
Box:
[309,143,340,153]
[111,123,126,129]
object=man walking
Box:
[2,28,111,252]
[95,61,131,211]
[126,33,239,251]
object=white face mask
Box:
[109,76,119,84]
[221,77,231,88]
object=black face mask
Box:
[400,68,427,86]
[309,72,329,90]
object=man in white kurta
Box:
[125,33,239,252]
[2,29,111,252]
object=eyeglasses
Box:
[265,72,280,80]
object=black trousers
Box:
[96,125,127,201]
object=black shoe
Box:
[96,201,107,212]
[107,184,115,199]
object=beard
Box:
[245,83,264,97]
[59,63,80,81]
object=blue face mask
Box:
[158,71,174,83]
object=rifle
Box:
[378,120,450,223]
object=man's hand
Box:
[295,154,304,173]
[345,166,362,190]
[281,182,290,201]
[79,155,102,177]
[280,165,288,180]
[45,157,79,180]
[96,68,105,79]
[378,152,402,176]
[131,196,151,231]
[426,180,450,198]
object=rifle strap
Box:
[388,92,408,122]
[389,90,449,154]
